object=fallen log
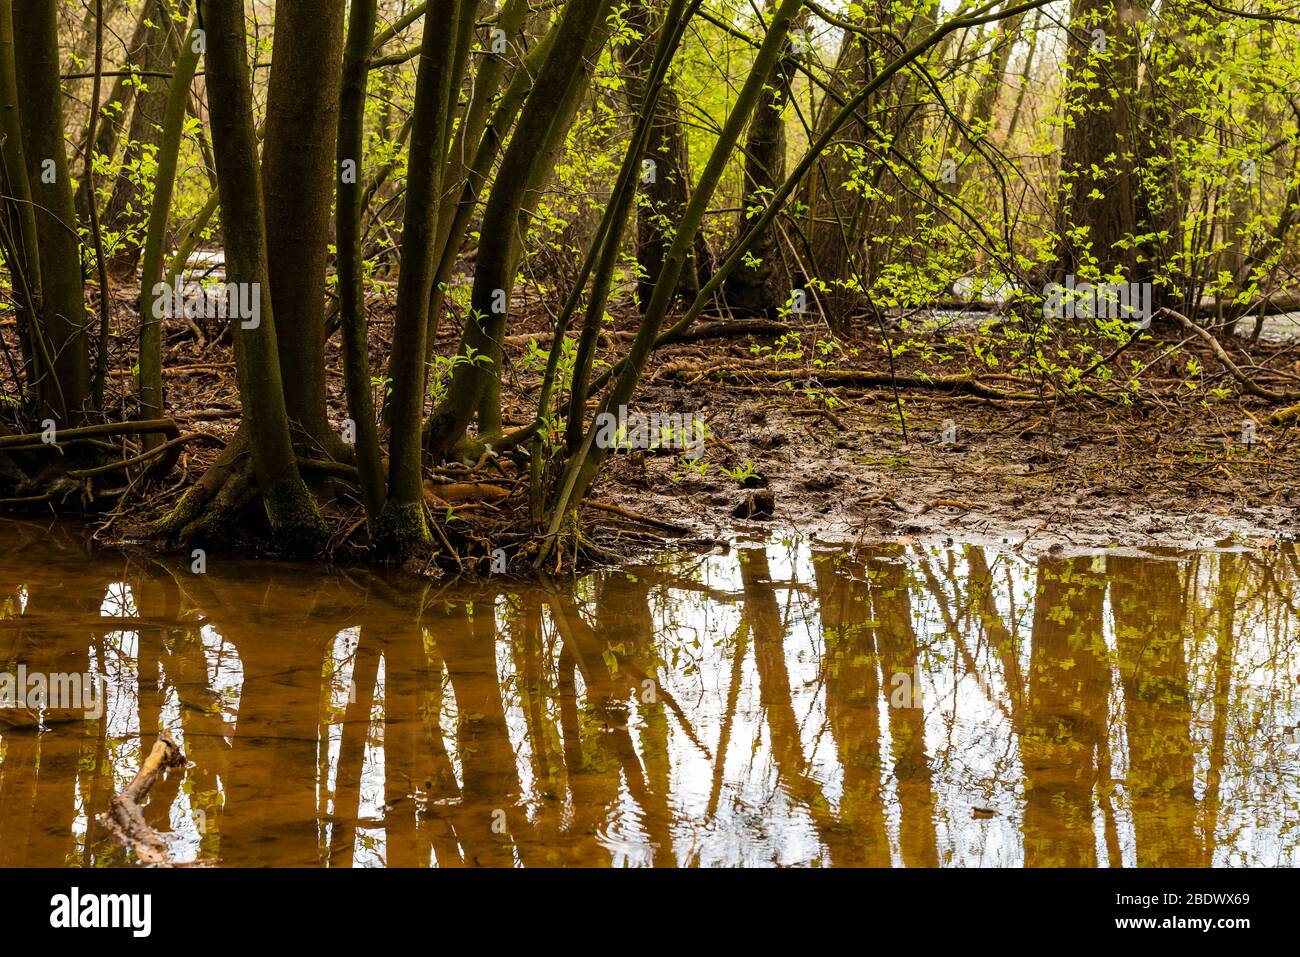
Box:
[424,480,513,504]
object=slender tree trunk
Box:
[563,0,690,455]
[858,2,937,287]
[101,0,183,279]
[14,0,92,423]
[424,0,532,351]
[337,0,386,524]
[620,0,699,310]
[722,4,799,315]
[475,10,620,436]
[800,23,868,318]
[377,0,462,551]
[74,0,152,220]
[84,0,113,409]
[422,0,617,459]
[1134,0,1198,309]
[0,0,44,387]
[1001,8,1041,146]
[261,0,347,456]
[423,13,561,374]
[543,0,806,549]
[138,18,202,447]
[197,0,323,546]
[965,6,1030,139]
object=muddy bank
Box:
[70,282,1300,563]
[588,317,1300,559]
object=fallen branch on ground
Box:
[0,418,181,451]
[587,499,692,533]
[67,432,218,479]
[503,317,791,350]
[1161,308,1300,404]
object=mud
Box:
[75,279,1300,562]
[589,316,1300,559]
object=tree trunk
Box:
[425,0,532,351]
[800,24,868,320]
[14,0,92,423]
[620,0,699,310]
[1055,0,1140,278]
[138,18,202,447]
[196,0,322,547]
[261,0,347,455]
[337,0,386,524]
[721,4,799,315]
[0,0,44,387]
[74,0,152,221]
[545,0,807,544]
[376,0,462,552]
[1134,0,1198,310]
[965,6,1031,140]
[422,0,617,460]
[101,0,183,279]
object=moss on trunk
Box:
[374,500,430,558]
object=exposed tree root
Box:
[154,429,251,540]
[152,429,328,555]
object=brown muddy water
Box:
[0,518,1296,867]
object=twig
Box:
[587,500,692,533]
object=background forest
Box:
[1,0,1299,569]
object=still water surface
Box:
[0,519,1296,867]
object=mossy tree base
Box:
[261,475,329,554]
[153,440,327,556]
[373,500,433,558]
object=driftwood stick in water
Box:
[102,732,186,866]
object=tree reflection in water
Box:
[0,520,1297,867]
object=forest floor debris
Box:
[35,283,1300,566]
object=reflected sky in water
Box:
[0,519,1296,867]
